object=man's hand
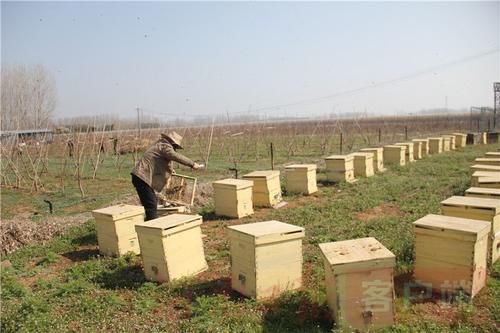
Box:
[192,163,204,170]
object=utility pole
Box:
[494,82,500,130]
[136,107,141,139]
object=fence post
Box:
[339,132,343,154]
[404,126,408,140]
[270,142,274,170]
[378,128,381,143]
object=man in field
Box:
[131,131,201,221]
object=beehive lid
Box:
[394,142,412,146]
[228,220,304,245]
[470,164,500,171]
[412,139,428,142]
[92,204,144,221]
[325,154,353,161]
[475,158,500,163]
[285,164,317,171]
[428,137,442,140]
[472,171,499,177]
[212,178,253,190]
[466,187,500,196]
[351,152,373,159]
[452,132,465,136]
[243,170,280,180]
[485,152,500,157]
[360,147,382,151]
[135,214,202,235]
[319,237,395,274]
[384,145,404,149]
[441,196,500,214]
[413,214,490,239]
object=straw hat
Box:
[161,131,183,149]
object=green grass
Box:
[1,142,500,332]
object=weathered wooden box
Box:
[441,136,451,152]
[411,141,423,160]
[285,164,318,195]
[485,152,500,157]
[92,204,145,257]
[360,147,386,172]
[242,171,282,207]
[441,196,500,263]
[395,142,415,163]
[428,137,443,154]
[227,220,305,300]
[383,145,406,166]
[442,135,456,150]
[487,132,499,144]
[413,214,490,298]
[319,237,395,331]
[476,176,500,189]
[471,171,500,187]
[325,155,356,183]
[470,164,500,173]
[465,187,500,200]
[412,139,429,157]
[480,132,488,144]
[135,214,208,282]
[474,158,500,166]
[212,179,254,218]
[452,133,467,148]
[352,152,374,178]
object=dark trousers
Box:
[131,174,157,221]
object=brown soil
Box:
[356,202,402,222]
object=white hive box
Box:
[485,152,500,157]
[352,152,375,177]
[360,147,386,172]
[394,143,415,163]
[319,237,395,331]
[383,145,406,166]
[285,164,318,195]
[441,196,500,264]
[325,155,356,183]
[412,139,429,157]
[452,133,467,148]
[465,187,500,200]
[474,158,500,166]
[471,171,499,187]
[470,164,500,173]
[441,136,451,152]
[135,214,207,282]
[442,135,456,150]
[413,214,490,298]
[227,221,305,300]
[428,137,443,154]
[92,204,144,257]
[480,132,488,144]
[242,171,282,207]
[212,179,254,219]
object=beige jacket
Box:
[131,137,195,192]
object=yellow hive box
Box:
[474,158,500,166]
[242,171,282,207]
[485,152,500,157]
[383,145,406,166]
[352,152,374,177]
[428,137,443,154]
[92,204,145,257]
[413,214,490,298]
[411,141,423,160]
[442,135,456,150]
[470,164,500,172]
[319,237,395,332]
[360,147,386,172]
[465,187,500,200]
[480,132,487,144]
[441,196,500,263]
[441,136,451,152]
[395,142,415,163]
[412,139,429,157]
[227,220,305,300]
[476,177,500,189]
[285,164,318,195]
[135,214,207,283]
[212,179,254,219]
[471,171,499,187]
[325,155,356,183]
[452,133,467,148]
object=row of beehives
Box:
[210,132,480,219]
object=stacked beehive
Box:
[325,155,356,183]
[135,214,207,282]
[465,187,500,200]
[212,179,254,218]
[227,220,305,300]
[92,204,145,257]
[441,136,451,152]
[242,171,282,207]
[352,152,375,178]
[428,137,443,154]
[319,237,395,331]
[394,142,415,163]
[413,214,490,298]
[383,145,406,166]
[412,139,429,157]
[360,147,386,172]
[284,164,318,195]
[441,196,500,263]
[452,133,467,148]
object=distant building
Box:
[0,129,54,143]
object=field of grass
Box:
[2,141,499,332]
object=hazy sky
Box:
[2,1,499,121]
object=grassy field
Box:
[2,142,500,332]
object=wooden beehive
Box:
[471,171,499,187]
[227,220,305,300]
[441,136,451,152]
[360,147,386,172]
[474,158,500,166]
[452,133,467,148]
[325,155,356,183]
[480,132,487,144]
[92,204,145,257]
[443,135,456,150]
[212,179,254,218]
[412,141,423,160]
[413,214,490,298]
[285,164,318,195]
[470,164,500,172]
[319,237,395,331]
[242,171,282,207]
[428,137,443,154]
[395,142,415,163]
[476,176,500,189]
[383,145,406,166]
[465,187,500,200]
[412,139,429,157]
[485,152,500,157]
[135,214,207,282]
[352,152,374,177]
[441,196,500,263]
